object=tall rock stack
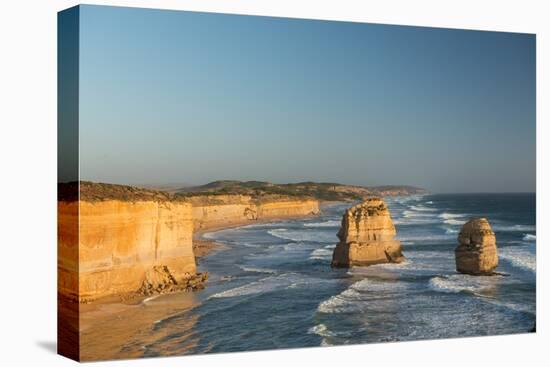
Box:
[331,198,404,267]
[455,218,498,275]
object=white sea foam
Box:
[241,242,261,248]
[282,242,305,250]
[482,298,536,316]
[202,231,220,240]
[210,273,333,299]
[350,250,455,275]
[309,248,333,260]
[317,287,363,314]
[522,234,536,242]
[445,219,467,225]
[492,224,536,232]
[403,210,436,218]
[499,247,536,273]
[239,222,290,229]
[409,205,437,212]
[307,323,335,337]
[142,295,161,304]
[438,212,467,226]
[317,279,410,314]
[428,275,498,294]
[439,213,466,219]
[396,233,455,242]
[303,220,341,228]
[210,273,301,299]
[238,265,277,274]
[445,228,459,234]
[268,228,336,243]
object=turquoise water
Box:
[145,194,536,355]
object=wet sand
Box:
[76,213,322,360]
[78,292,199,361]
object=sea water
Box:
[143,193,536,356]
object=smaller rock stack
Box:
[455,218,498,275]
[331,198,404,267]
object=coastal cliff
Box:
[58,182,321,302]
[331,198,404,267]
[58,183,200,302]
[184,195,320,231]
[455,218,499,275]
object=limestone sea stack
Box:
[331,198,404,267]
[455,218,498,275]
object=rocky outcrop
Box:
[455,218,498,275]
[137,266,208,296]
[58,199,197,302]
[331,198,404,267]
[187,195,320,231]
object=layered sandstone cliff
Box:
[58,196,200,302]
[58,182,321,302]
[185,195,320,231]
[455,218,498,275]
[331,198,404,267]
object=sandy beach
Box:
[75,228,243,360]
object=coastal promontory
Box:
[455,218,499,275]
[331,198,405,267]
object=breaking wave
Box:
[499,247,536,273]
[429,275,498,294]
[308,323,335,337]
[438,212,467,225]
[522,234,536,242]
[267,228,336,243]
[238,265,277,274]
[317,279,410,314]
[309,248,333,260]
[304,220,341,228]
[403,210,436,218]
[492,224,536,232]
[210,273,304,299]
[409,205,437,212]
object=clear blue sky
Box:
[77,5,535,193]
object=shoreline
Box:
[193,200,345,240]
[77,209,326,360]
[79,290,199,360]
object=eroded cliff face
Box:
[331,198,404,267]
[58,200,197,302]
[187,195,320,231]
[58,182,322,302]
[455,218,498,275]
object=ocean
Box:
[144,193,536,356]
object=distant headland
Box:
[174,180,427,201]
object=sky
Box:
[74,5,536,193]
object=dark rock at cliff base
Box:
[138,266,208,296]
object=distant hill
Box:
[58,180,426,203]
[175,180,426,201]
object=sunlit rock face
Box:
[188,195,320,231]
[331,198,404,267]
[455,218,498,275]
[58,200,197,302]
